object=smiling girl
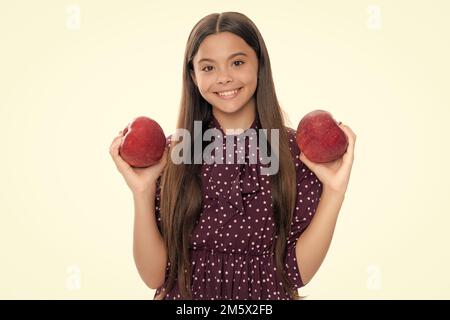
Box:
[109,12,356,300]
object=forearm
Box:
[295,186,345,285]
[132,189,167,289]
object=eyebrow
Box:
[197,52,248,64]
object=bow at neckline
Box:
[203,114,262,215]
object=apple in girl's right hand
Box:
[119,116,166,168]
[296,110,348,163]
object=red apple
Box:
[296,110,348,163]
[119,116,166,168]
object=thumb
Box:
[110,136,131,174]
[299,152,317,171]
[156,147,169,169]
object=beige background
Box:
[1,0,449,299]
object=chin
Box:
[213,103,245,115]
[212,95,249,112]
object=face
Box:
[190,32,259,115]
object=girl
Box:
[109,12,356,300]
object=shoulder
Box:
[285,127,298,150]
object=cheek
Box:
[241,68,258,85]
[242,73,258,91]
[196,78,212,93]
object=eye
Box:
[201,60,245,72]
[201,66,213,72]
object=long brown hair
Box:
[159,12,299,299]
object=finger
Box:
[339,124,356,151]
[109,137,131,173]
[162,146,169,162]
[109,137,123,161]
[109,135,123,155]
[339,124,356,141]
[156,147,169,169]
[299,152,317,171]
[342,144,354,166]
[340,129,355,166]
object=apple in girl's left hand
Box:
[296,110,348,163]
[119,116,166,168]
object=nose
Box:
[216,70,233,85]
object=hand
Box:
[299,124,356,195]
[109,131,169,195]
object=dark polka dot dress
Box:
[153,114,323,300]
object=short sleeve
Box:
[284,129,323,289]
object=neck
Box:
[212,97,256,133]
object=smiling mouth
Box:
[214,87,243,99]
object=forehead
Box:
[195,32,254,62]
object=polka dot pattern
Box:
[153,115,322,300]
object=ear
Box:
[190,69,197,87]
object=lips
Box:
[214,87,243,100]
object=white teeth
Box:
[217,88,239,96]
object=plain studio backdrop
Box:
[1,0,449,299]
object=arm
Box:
[295,187,344,285]
[296,123,356,285]
[109,131,170,290]
[132,186,167,289]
